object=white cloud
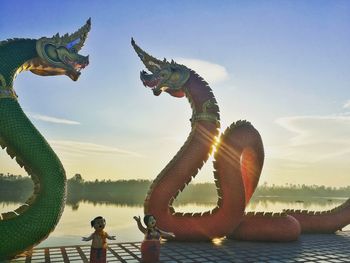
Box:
[30,113,80,125]
[175,58,229,84]
[343,100,350,109]
[49,140,142,157]
[272,115,350,163]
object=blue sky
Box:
[1,0,349,186]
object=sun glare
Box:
[212,237,225,246]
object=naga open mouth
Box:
[65,55,89,81]
[65,56,89,71]
[140,70,163,96]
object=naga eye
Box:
[44,44,59,61]
[170,72,180,82]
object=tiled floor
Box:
[10,231,350,262]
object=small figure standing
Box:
[82,216,116,263]
[134,214,175,263]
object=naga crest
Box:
[33,18,91,81]
[131,38,190,97]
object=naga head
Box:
[32,18,91,81]
[131,38,190,97]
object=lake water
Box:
[1,197,349,248]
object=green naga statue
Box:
[0,19,91,260]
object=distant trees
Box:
[0,173,349,206]
[0,173,33,202]
[66,175,152,205]
[253,182,350,198]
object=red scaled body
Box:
[132,39,350,242]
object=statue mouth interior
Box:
[65,56,89,72]
[65,55,89,81]
[140,70,162,96]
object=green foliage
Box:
[1,173,349,206]
[253,182,350,198]
[67,175,152,205]
[0,173,33,202]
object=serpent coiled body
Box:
[132,39,350,242]
[144,70,301,241]
[0,20,90,260]
[0,98,66,259]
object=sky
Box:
[0,0,349,187]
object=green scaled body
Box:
[0,98,66,259]
[0,20,90,260]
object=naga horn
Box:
[37,18,91,55]
[131,38,166,73]
[61,18,91,51]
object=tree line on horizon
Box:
[0,173,349,206]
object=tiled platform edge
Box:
[9,231,350,263]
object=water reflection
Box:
[66,201,144,211]
[247,196,346,211]
[63,196,348,211]
[1,197,349,248]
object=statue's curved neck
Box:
[184,70,220,127]
[0,39,37,99]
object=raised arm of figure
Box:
[133,216,147,234]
